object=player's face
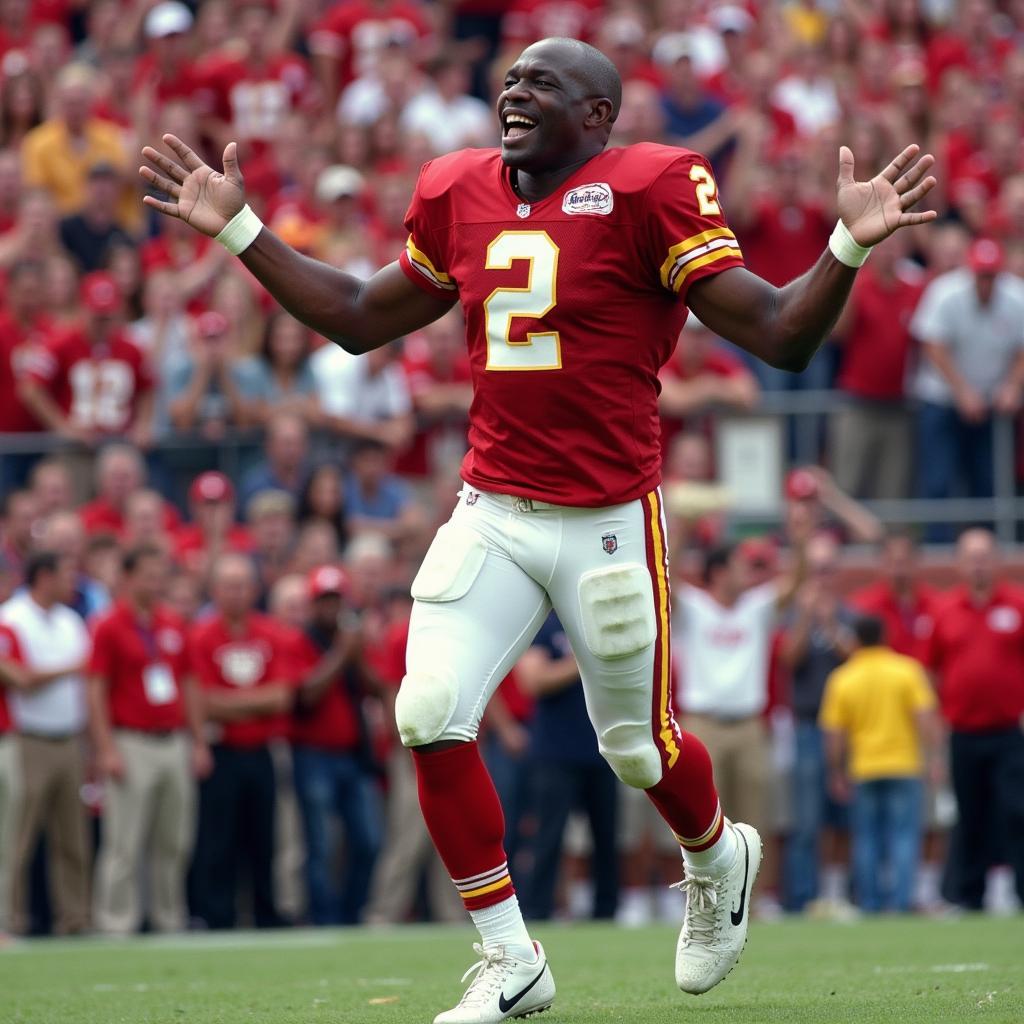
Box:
[497,53,589,172]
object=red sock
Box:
[645,730,724,852]
[411,741,515,911]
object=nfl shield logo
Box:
[601,532,618,555]
[516,203,531,218]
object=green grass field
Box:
[1,917,1021,1024]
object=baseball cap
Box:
[80,272,122,315]
[653,32,696,68]
[189,471,234,504]
[710,4,754,34]
[308,564,347,600]
[315,165,365,204]
[145,1,193,39]
[967,238,1004,274]
[785,468,820,501]
[739,536,779,569]
[197,310,229,338]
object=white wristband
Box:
[828,218,872,268]
[215,204,263,256]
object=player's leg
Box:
[397,492,555,1023]
[547,490,759,996]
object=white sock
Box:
[469,895,535,961]
[822,865,848,902]
[682,823,738,879]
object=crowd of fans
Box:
[0,0,1023,936]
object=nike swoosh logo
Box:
[497,963,546,1014]
[731,831,750,927]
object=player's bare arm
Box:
[688,144,937,371]
[139,135,455,353]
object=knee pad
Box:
[577,563,657,660]
[599,723,664,789]
[410,523,487,603]
[394,669,459,748]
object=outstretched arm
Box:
[689,144,936,372]
[140,136,455,354]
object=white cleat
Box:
[673,821,762,995]
[434,941,555,1023]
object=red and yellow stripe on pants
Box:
[452,861,514,911]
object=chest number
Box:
[483,231,561,371]
[689,165,721,216]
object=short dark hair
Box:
[122,544,165,575]
[25,549,61,587]
[853,615,885,648]
[702,543,737,586]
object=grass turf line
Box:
[1,917,1021,1023]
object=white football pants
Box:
[396,483,682,789]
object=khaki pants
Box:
[10,734,90,935]
[93,731,195,935]
[830,402,912,500]
[0,733,22,932]
[680,714,773,883]
[365,748,464,924]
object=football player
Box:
[141,37,936,1024]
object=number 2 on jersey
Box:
[689,165,721,216]
[484,231,561,371]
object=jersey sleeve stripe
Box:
[668,245,744,293]
[659,227,738,290]
[405,235,456,290]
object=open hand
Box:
[140,135,245,237]
[837,144,937,247]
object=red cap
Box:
[785,468,820,501]
[308,564,347,600]
[739,536,779,569]
[197,310,229,337]
[189,471,234,504]
[80,272,122,314]
[967,238,1004,274]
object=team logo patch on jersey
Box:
[562,182,613,216]
[516,203,532,218]
[601,532,618,555]
[465,490,480,506]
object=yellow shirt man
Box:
[819,646,936,781]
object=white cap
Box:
[316,165,366,203]
[145,1,193,39]
[653,32,696,67]
[710,5,754,34]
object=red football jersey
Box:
[29,329,153,435]
[88,602,189,733]
[0,311,52,432]
[0,622,24,734]
[397,144,745,506]
[288,630,361,752]
[190,613,292,749]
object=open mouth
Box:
[502,111,538,141]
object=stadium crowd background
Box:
[0,0,1023,937]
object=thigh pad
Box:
[577,563,657,660]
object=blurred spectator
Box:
[247,489,298,602]
[174,472,253,581]
[911,238,1024,535]
[240,412,311,510]
[925,529,1024,911]
[133,2,201,111]
[189,553,295,929]
[251,312,321,428]
[0,69,45,150]
[57,162,133,274]
[830,234,924,500]
[35,511,110,620]
[780,533,857,912]
[310,164,374,270]
[28,458,74,519]
[400,51,493,154]
[517,612,619,922]
[88,545,210,935]
[673,536,807,913]
[313,343,414,451]
[772,44,839,137]
[1,551,91,935]
[122,490,175,557]
[290,565,381,924]
[850,533,938,663]
[346,439,423,544]
[0,557,24,934]
[291,521,341,578]
[655,34,729,159]
[820,615,940,913]
[20,63,134,227]
[0,488,38,579]
[79,444,180,539]
[298,463,349,551]
[18,273,155,451]
[662,431,730,558]
[783,466,883,546]
[167,310,263,442]
[0,188,62,273]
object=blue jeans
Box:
[292,747,381,925]
[851,778,923,913]
[916,402,994,542]
[785,721,827,911]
